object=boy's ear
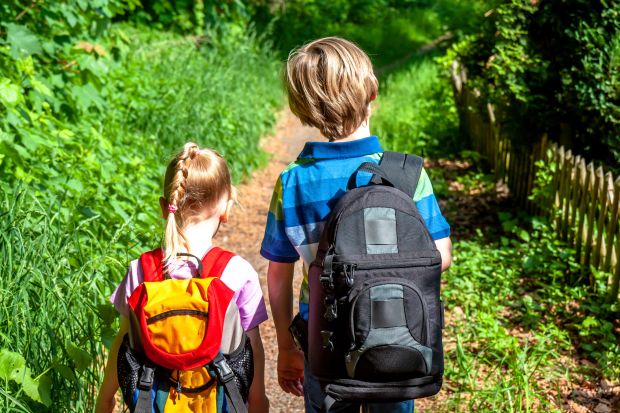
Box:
[220,199,234,223]
[369,93,377,102]
[159,197,168,219]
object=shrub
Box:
[447,0,620,170]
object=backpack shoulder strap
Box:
[139,248,165,282]
[379,151,424,199]
[201,247,236,278]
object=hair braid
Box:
[164,143,200,271]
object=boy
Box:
[260,37,452,413]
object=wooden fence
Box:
[451,62,620,302]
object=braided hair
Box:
[163,142,235,271]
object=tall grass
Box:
[0,25,282,411]
[374,57,459,157]
[0,190,125,412]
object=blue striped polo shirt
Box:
[260,136,450,319]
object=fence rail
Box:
[451,63,620,302]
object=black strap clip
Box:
[323,297,337,321]
[321,330,334,351]
[137,366,155,391]
[320,271,334,291]
[212,353,235,384]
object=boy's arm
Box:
[267,261,304,397]
[246,327,270,413]
[435,237,452,272]
[95,315,129,413]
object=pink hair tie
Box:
[168,204,178,214]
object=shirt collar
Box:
[298,136,383,160]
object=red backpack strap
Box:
[201,247,235,278]
[140,248,165,282]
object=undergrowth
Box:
[0,23,281,412]
[431,166,620,412]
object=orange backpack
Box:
[117,247,252,413]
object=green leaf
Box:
[518,229,530,242]
[52,362,76,381]
[5,23,42,58]
[0,78,23,107]
[66,342,92,372]
[101,326,117,350]
[70,83,104,111]
[21,368,51,406]
[97,303,117,325]
[0,349,26,381]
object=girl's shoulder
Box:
[219,252,260,289]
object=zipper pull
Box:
[344,264,355,287]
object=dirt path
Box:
[218,109,320,412]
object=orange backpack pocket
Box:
[128,276,234,370]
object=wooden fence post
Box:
[584,163,599,275]
[607,177,620,302]
[575,159,589,263]
[593,167,608,269]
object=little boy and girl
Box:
[97,37,451,413]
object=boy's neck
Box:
[331,121,371,142]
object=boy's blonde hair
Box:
[163,142,235,270]
[285,37,378,140]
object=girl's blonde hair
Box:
[163,142,235,270]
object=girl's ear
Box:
[220,199,234,224]
[159,197,168,219]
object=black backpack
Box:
[307,151,445,405]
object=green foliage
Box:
[253,0,497,68]
[373,57,460,156]
[446,0,620,170]
[0,2,281,411]
[441,212,620,411]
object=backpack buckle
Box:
[320,330,334,351]
[212,354,235,383]
[138,366,155,390]
[320,272,334,290]
[323,297,337,321]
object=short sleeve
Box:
[109,259,144,318]
[413,168,451,240]
[220,256,268,331]
[260,175,300,262]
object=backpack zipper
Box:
[334,256,440,270]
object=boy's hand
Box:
[277,346,304,396]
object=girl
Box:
[96,142,270,413]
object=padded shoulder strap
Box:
[201,247,236,278]
[379,151,424,198]
[140,248,165,282]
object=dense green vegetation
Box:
[446,0,620,171]
[1,1,618,412]
[365,1,620,410]
[0,2,281,411]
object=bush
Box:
[0,3,281,410]
[447,0,620,170]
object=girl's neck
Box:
[183,215,221,258]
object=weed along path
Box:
[218,110,318,413]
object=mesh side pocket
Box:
[117,335,141,406]
[226,333,254,402]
